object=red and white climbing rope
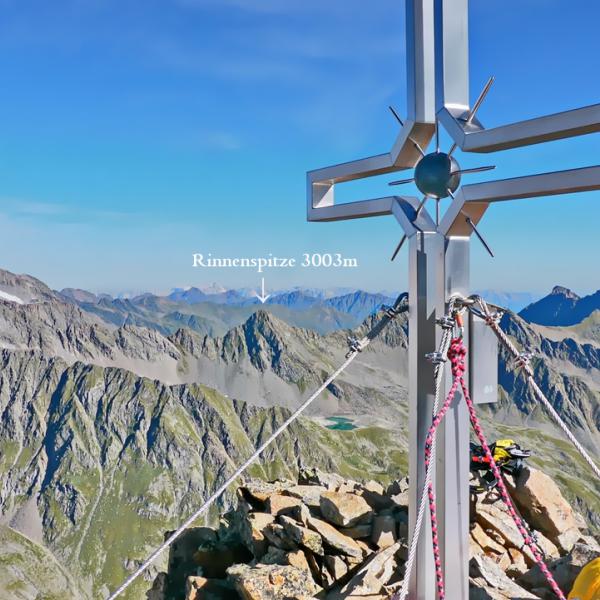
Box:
[475,296,600,482]
[422,333,567,599]
[424,337,469,599]
[394,299,458,600]
[447,334,567,600]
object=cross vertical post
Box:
[407,229,443,599]
[434,237,470,599]
[407,233,470,600]
[432,1,472,597]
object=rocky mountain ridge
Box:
[0,277,410,421]
[0,348,407,599]
[146,467,599,600]
[1,273,598,452]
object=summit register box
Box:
[469,312,499,404]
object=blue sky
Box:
[0,0,598,295]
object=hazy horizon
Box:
[4,264,594,301]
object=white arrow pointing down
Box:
[254,277,271,304]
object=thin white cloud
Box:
[8,200,67,216]
[174,0,399,19]
[202,131,242,151]
[0,198,141,224]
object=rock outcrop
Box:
[148,466,598,600]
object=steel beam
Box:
[408,230,443,600]
[392,196,437,236]
[434,0,469,113]
[307,196,395,223]
[407,233,470,600]
[307,0,436,223]
[439,103,600,153]
[307,123,434,222]
[407,0,437,123]
[436,237,470,599]
[441,165,600,236]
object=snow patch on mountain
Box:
[0,290,25,304]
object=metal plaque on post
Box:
[469,312,498,404]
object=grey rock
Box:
[263,524,297,552]
[320,491,373,527]
[470,554,538,598]
[280,515,324,556]
[285,485,327,509]
[504,468,580,553]
[306,516,364,559]
[327,541,400,599]
[518,542,600,592]
[371,515,397,550]
[227,563,321,599]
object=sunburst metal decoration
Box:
[386,83,496,260]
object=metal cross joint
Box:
[425,351,447,365]
[346,336,367,357]
[436,315,455,330]
[307,0,600,254]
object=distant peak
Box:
[551,286,579,300]
[241,310,293,336]
[246,309,277,326]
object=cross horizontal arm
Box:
[441,165,600,236]
[438,103,600,153]
[307,121,434,222]
[309,153,399,186]
[307,196,396,222]
[462,164,600,202]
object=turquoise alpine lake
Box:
[326,416,357,431]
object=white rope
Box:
[107,296,408,599]
[394,298,458,600]
[476,297,600,482]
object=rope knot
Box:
[448,337,467,378]
[515,351,533,371]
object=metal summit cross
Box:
[306,1,600,598]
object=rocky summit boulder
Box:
[328,541,401,599]
[470,554,538,599]
[227,564,321,600]
[280,515,324,556]
[518,541,600,593]
[306,515,364,559]
[147,467,598,600]
[505,467,581,553]
[185,576,235,600]
[319,491,374,527]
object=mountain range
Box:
[59,287,396,338]
[0,268,598,599]
[60,284,539,330]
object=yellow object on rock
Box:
[569,558,600,600]
[492,439,516,463]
